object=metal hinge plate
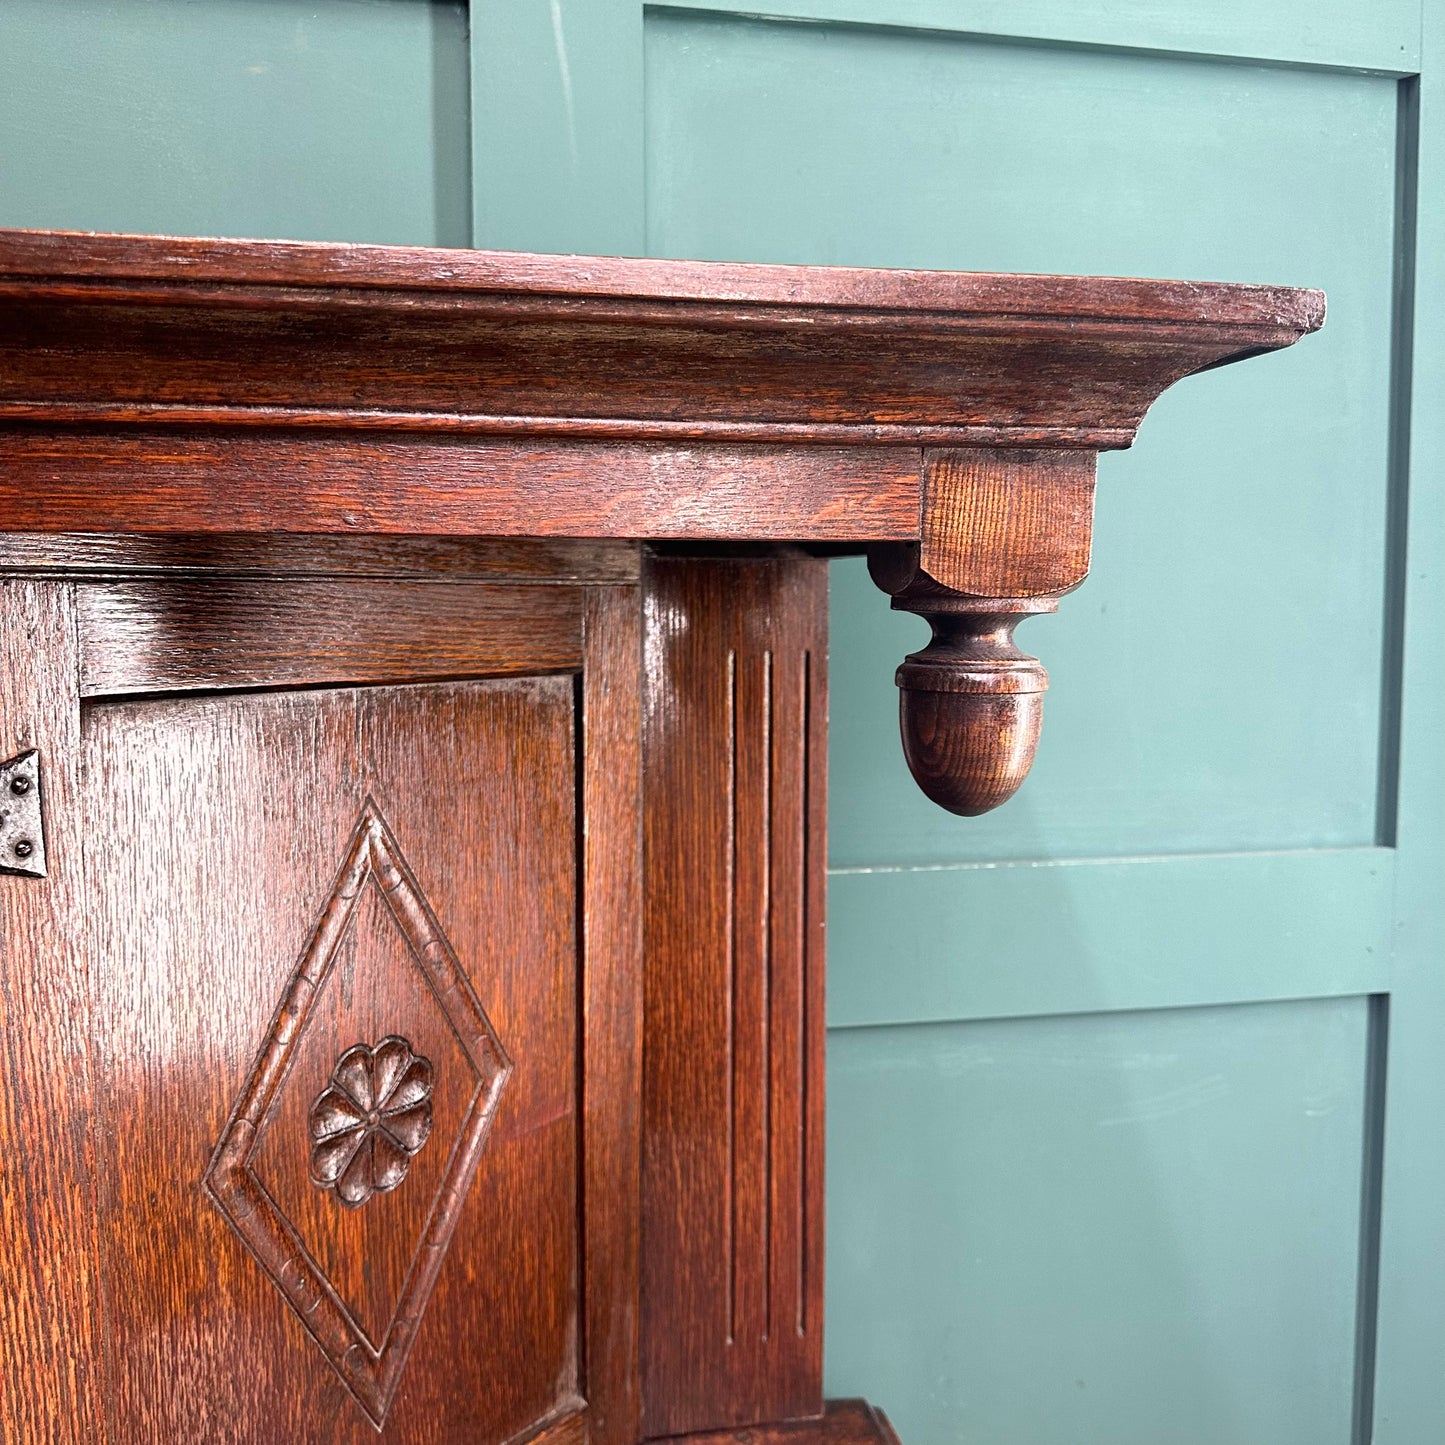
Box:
[0,751,46,878]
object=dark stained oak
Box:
[0,228,1321,457]
[0,581,108,1445]
[0,434,922,542]
[38,561,650,1445]
[918,448,1095,597]
[75,578,586,696]
[0,228,1323,818]
[870,448,1096,814]
[0,532,641,582]
[0,230,1326,1445]
[645,1400,902,1444]
[0,225,1324,316]
[85,675,583,1443]
[641,555,828,1437]
[581,584,646,1445]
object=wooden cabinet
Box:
[0,231,1321,1443]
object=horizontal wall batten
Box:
[651,1,1420,75]
[827,847,1394,1028]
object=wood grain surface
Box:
[581,584,646,1445]
[0,434,921,540]
[0,228,1322,541]
[644,1399,901,1444]
[76,578,585,696]
[641,555,828,1437]
[921,447,1096,597]
[84,676,581,1443]
[0,226,1331,1442]
[868,446,1099,815]
[0,580,108,1445]
[0,533,640,582]
[0,226,1327,323]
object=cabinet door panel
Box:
[83,676,580,1445]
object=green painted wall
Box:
[2,3,1440,1443]
[0,0,470,245]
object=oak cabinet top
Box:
[0,227,1323,543]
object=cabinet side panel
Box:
[0,579,108,1444]
[641,554,827,1436]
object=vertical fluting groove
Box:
[798,647,811,1339]
[761,649,774,1344]
[725,647,738,1347]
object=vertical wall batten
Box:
[470,0,645,254]
[1369,0,1445,1438]
[1375,74,1420,847]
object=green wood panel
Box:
[0,0,470,245]
[654,0,1420,73]
[0,0,1433,1438]
[644,15,1397,866]
[826,996,1374,1445]
[829,847,1392,1028]
[471,0,644,254]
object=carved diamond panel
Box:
[204,800,511,1428]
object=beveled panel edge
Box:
[642,1398,901,1444]
[0,532,641,582]
[652,0,1419,75]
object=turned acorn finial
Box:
[869,446,1097,817]
[894,600,1054,816]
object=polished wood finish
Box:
[87,673,581,1441]
[868,447,1098,815]
[641,556,827,1437]
[0,232,1325,1445]
[0,227,1320,452]
[0,581,106,1445]
[75,578,585,696]
[0,532,640,581]
[648,1400,901,1445]
[0,435,921,542]
[917,448,1096,598]
[581,584,646,1445]
[0,228,1322,815]
[40,565,644,1444]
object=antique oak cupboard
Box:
[0,229,1321,1444]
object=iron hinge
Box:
[0,750,46,878]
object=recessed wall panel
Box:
[644,11,1398,863]
[825,997,1372,1445]
[0,0,470,245]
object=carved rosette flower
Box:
[309,1037,434,1208]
